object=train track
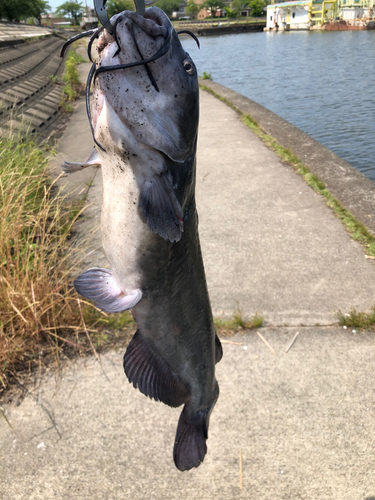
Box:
[0,33,76,140]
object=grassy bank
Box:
[200,84,375,258]
[60,46,86,112]
[0,134,134,398]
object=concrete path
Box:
[1,63,375,499]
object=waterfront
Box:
[182,30,375,181]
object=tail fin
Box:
[173,404,210,471]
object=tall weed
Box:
[0,135,86,391]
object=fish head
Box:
[94,7,199,163]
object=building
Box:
[266,0,311,29]
[266,0,375,29]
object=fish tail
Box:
[173,396,217,472]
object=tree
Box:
[224,7,238,18]
[154,0,181,17]
[106,0,135,17]
[202,0,225,18]
[231,0,247,14]
[56,1,84,25]
[0,0,50,23]
[29,0,51,24]
[185,0,200,19]
[248,0,266,16]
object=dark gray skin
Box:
[129,145,222,471]
[73,8,222,471]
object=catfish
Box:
[65,7,222,471]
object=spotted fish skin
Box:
[72,7,222,471]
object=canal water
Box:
[182,30,375,182]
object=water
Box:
[182,30,375,181]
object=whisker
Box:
[129,22,159,92]
[113,16,123,57]
[94,28,172,80]
[60,29,98,58]
[177,30,200,49]
[86,62,106,152]
[88,26,104,63]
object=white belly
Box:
[101,156,146,293]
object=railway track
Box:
[0,33,76,140]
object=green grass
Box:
[336,308,375,330]
[200,84,375,257]
[0,134,134,396]
[60,47,86,112]
[214,309,264,333]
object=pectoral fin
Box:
[74,268,142,313]
[62,147,101,174]
[138,172,183,243]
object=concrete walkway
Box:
[1,65,375,499]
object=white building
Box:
[266,0,311,30]
[266,0,375,30]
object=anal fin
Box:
[123,330,189,407]
[138,172,183,243]
[74,268,142,313]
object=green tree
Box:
[106,0,135,17]
[202,0,225,18]
[248,0,266,16]
[231,0,248,14]
[185,0,200,19]
[224,7,237,17]
[0,0,50,22]
[30,0,51,24]
[56,1,84,24]
[154,0,181,17]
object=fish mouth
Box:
[122,8,170,39]
[95,7,173,95]
[98,7,171,54]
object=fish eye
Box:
[183,59,195,76]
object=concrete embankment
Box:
[188,22,265,35]
[199,78,375,237]
[1,68,375,499]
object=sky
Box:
[48,0,95,14]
